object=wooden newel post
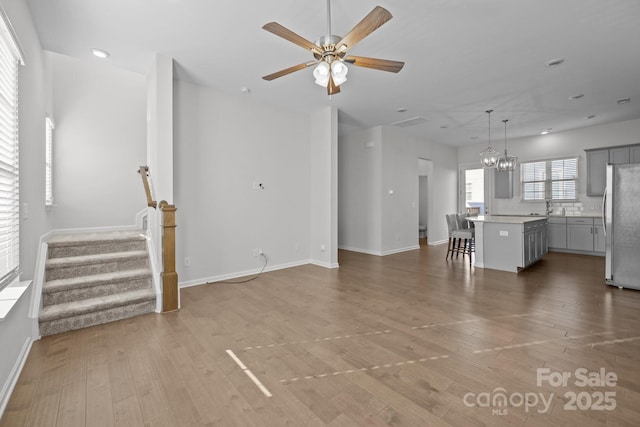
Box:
[159,201,179,312]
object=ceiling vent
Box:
[392,117,427,128]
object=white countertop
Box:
[469,215,548,224]
[486,213,603,219]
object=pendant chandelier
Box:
[479,109,499,168]
[496,119,518,171]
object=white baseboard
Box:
[309,260,339,269]
[179,259,312,289]
[0,337,32,419]
[338,245,383,256]
[428,239,449,246]
[381,245,421,256]
[339,245,420,256]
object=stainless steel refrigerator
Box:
[605,163,640,289]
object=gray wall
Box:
[48,52,147,229]
[338,125,458,253]
[173,81,313,285]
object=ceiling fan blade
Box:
[335,6,393,53]
[344,56,404,73]
[327,75,341,95]
[262,22,320,54]
[262,62,315,81]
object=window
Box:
[45,117,54,206]
[521,158,578,201]
[0,9,24,289]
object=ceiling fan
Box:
[262,0,404,95]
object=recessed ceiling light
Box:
[569,94,584,100]
[617,97,631,105]
[540,128,552,135]
[91,48,110,59]
[585,114,596,120]
[396,107,407,113]
[240,87,251,94]
[545,58,565,67]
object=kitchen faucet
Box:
[545,200,551,215]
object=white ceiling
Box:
[25,0,640,146]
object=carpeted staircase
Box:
[39,230,156,336]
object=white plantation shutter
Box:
[0,9,23,288]
[521,158,578,201]
[521,161,546,201]
[550,158,577,200]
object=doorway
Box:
[459,165,488,214]
[418,158,432,244]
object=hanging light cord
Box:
[486,110,493,147]
[503,119,509,153]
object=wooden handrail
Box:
[159,201,179,312]
[138,166,157,208]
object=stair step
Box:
[39,297,155,337]
[40,288,156,323]
[47,230,147,259]
[45,251,148,281]
[43,268,152,306]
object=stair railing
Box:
[138,166,157,208]
[138,166,179,312]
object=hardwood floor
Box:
[3,245,640,426]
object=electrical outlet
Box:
[184,257,191,267]
[253,248,262,257]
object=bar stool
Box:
[455,213,475,265]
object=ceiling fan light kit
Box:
[262,0,404,95]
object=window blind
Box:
[0,10,22,288]
[521,158,578,201]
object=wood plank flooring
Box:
[3,246,640,426]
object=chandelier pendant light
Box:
[496,119,518,171]
[480,109,499,168]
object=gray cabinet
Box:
[567,217,594,251]
[609,147,630,164]
[631,145,640,163]
[586,144,640,196]
[586,149,609,196]
[548,216,604,254]
[494,170,513,198]
[536,227,547,259]
[567,225,593,251]
[567,218,605,252]
[594,223,606,253]
[523,220,547,267]
[547,217,567,249]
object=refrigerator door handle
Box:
[602,187,607,235]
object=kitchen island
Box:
[469,215,547,272]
